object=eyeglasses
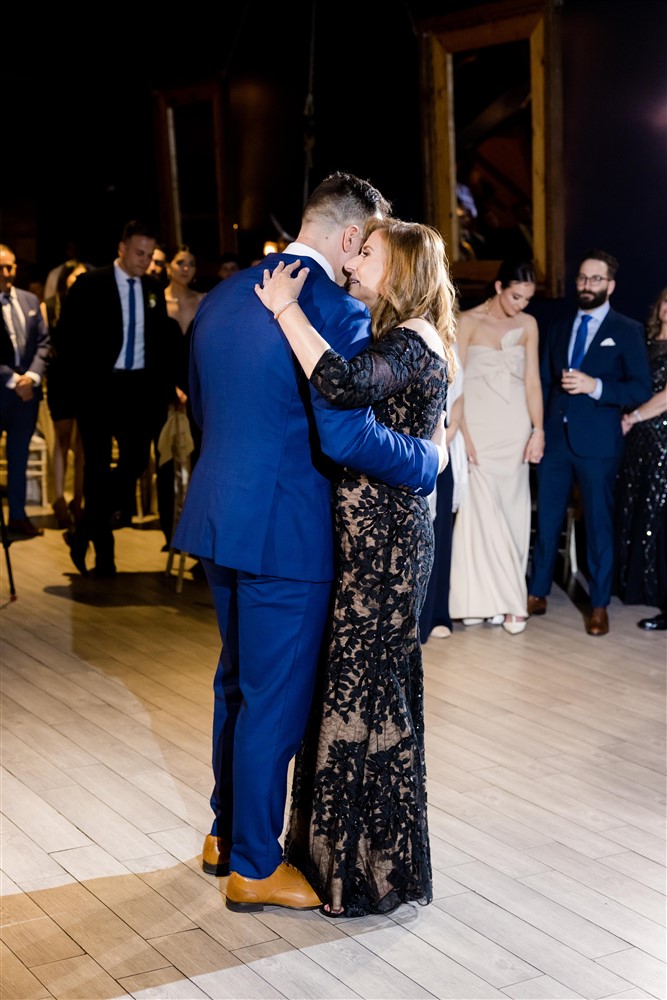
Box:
[575,274,609,287]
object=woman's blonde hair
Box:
[363,217,458,381]
[647,287,667,341]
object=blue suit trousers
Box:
[201,560,332,879]
[530,419,619,607]
[0,384,39,519]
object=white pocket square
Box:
[600,337,615,346]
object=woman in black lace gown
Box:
[255,218,456,917]
[614,287,667,627]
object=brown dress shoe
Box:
[8,517,43,538]
[202,834,231,877]
[226,862,322,912]
[527,595,547,616]
[586,607,609,636]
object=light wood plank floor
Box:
[1,506,665,1000]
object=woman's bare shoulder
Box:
[519,311,539,335]
[398,317,445,358]
[456,306,484,335]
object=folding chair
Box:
[158,408,195,594]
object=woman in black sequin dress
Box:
[614,288,667,623]
[255,219,457,917]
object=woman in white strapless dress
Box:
[449,261,544,635]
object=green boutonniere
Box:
[148,292,157,309]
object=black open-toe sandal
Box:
[319,904,346,918]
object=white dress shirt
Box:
[113,261,146,370]
[1,288,40,388]
[567,301,610,399]
[284,242,335,282]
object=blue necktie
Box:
[570,314,591,370]
[124,278,136,369]
[1,292,26,361]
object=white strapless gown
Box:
[449,328,531,620]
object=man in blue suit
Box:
[0,244,50,538]
[528,249,652,636]
[173,173,444,911]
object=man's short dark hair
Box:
[578,248,619,279]
[122,219,158,243]
[303,172,392,227]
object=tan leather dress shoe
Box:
[527,595,547,616]
[586,607,609,636]
[226,862,322,912]
[202,834,231,877]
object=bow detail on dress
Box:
[467,342,526,403]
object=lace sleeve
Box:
[309,328,438,409]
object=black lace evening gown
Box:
[284,327,448,916]
[614,339,667,607]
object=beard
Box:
[576,287,608,310]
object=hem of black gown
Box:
[285,843,432,918]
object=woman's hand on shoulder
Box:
[254,259,309,315]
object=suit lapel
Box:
[141,277,155,367]
[555,317,573,371]
[0,311,14,366]
[581,309,616,368]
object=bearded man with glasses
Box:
[527,249,651,636]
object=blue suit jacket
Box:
[0,288,50,393]
[173,253,440,581]
[541,307,652,458]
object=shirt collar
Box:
[576,301,610,325]
[284,242,334,282]
[114,259,138,284]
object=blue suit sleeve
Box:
[311,391,440,496]
[598,321,653,409]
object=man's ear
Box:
[343,225,360,251]
[607,278,616,299]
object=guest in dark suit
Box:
[0,244,51,537]
[173,172,443,912]
[528,249,652,635]
[146,244,169,289]
[60,220,184,577]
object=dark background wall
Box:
[3,0,666,321]
[560,0,667,320]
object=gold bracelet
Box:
[273,298,298,321]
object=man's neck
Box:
[115,258,135,279]
[285,240,335,283]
